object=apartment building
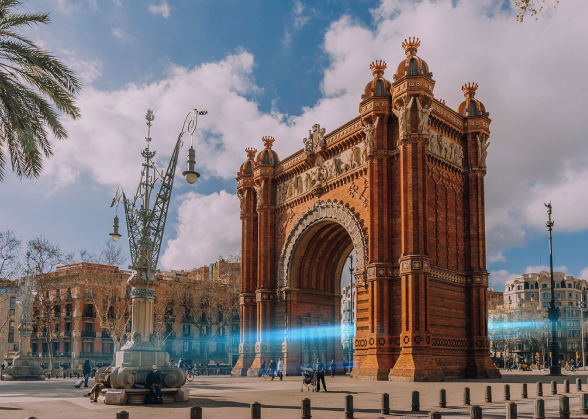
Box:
[340,282,356,369]
[0,280,19,364]
[503,271,587,362]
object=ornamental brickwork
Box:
[232,38,500,381]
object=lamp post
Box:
[580,295,586,370]
[545,202,561,375]
[347,254,354,372]
[106,108,206,392]
[3,253,44,381]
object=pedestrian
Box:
[84,367,112,402]
[259,360,266,377]
[330,359,336,378]
[178,357,184,370]
[507,359,512,372]
[146,365,163,404]
[268,359,277,380]
[82,360,91,388]
[276,358,284,381]
[314,358,327,392]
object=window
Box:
[569,293,572,299]
[82,342,93,354]
[182,341,192,355]
[376,79,384,96]
[531,293,535,298]
[409,59,418,75]
[530,284,535,289]
[556,283,560,288]
[517,285,522,290]
[517,294,522,299]
[217,342,226,354]
[469,101,477,116]
[182,324,190,336]
[568,284,572,288]
[542,284,547,288]
[542,302,550,308]
[556,293,561,299]
[569,302,574,307]
[542,293,551,299]
[9,296,15,317]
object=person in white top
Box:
[276,358,284,381]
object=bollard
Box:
[251,402,261,419]
[563,379,569,394]
[521,383,528,399]
[576,377,582,392]
[412,391,420,412]
[537,382,543,397]
[504,384,511,401]
[470,405,482,419]
[534,399,545,419]
[581,393,588,415]
[485,386,492,403]
[190,406,203,419]
[506,402,517,419]
[301,398,311,419]
[381,393,389,415]
[559,395,570,419]
[439,389,447,408]
[344,395,354,419]
[551,380,557,395]
[463,387,471,406]
[429,411,441,419]
[116,411,129,419]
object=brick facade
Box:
[233,38,499,381]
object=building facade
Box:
[340,282,356,369]
[0,280,19,365]
[502,271,587,363]
[234,38,499,380]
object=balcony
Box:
[63,331,72,338]
[182,315,194,323]
[166,332,176,339]
[63,311,72,318]
[182,333,194,338]
[101,331,111,339]
[82,312,95,319]
[81,331,96,338]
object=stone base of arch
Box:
[388,350,445,382]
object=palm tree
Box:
[0,0,81,182]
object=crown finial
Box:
[245,148,257,159]
[461,82,478,97]
[262,136,275,149]
[402,37,420,56]
[370,60,387,78]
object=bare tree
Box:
[98,240,126,268]
[0,230,21,280]
[27,236,73,274]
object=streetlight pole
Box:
[106,108,206,393]
[347,254,354,372]
[580,294,585,370]
[3,253,44,381]
[545,202,561,375]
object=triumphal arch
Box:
[232,38,500,381]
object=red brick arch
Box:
[277,199,368,291]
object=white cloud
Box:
[112,28,124,38]
[55,0,97,14]
[160,191,240,270]
[293,0,310,29]
[524,265,568,274]
[488,269,518,291]
[149,0,170,18]
[61,50,102,85]
[579,267,588,280]
[37,0,588,268]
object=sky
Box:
[0,0,587,291]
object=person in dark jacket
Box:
[146,365,162,404]
[82,360,91,388]
[330,359,336,378]
[314,358,327,392]
[268,359,277,380]
[259,360,266,377]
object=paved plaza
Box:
[2,370,588,418]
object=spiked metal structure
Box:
[103,109,206,401]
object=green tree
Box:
[0,0,81,181]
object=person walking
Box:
[146,365,163,404]
[276,358,284,381]
[82,360,91,388]
[330,359,336,378]
[268,359,277,380]
[178,357,184,370]
[259,360,266,377]
[314,358,327,392]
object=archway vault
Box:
[277,199,368,290]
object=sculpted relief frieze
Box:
[428,132,463,167]
[276,141,366,205]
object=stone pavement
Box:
[1,370,588,418]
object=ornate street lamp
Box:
[106,108,206,392]
[3,252,44,381]
[545,202,561,375]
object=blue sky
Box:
[0,0,587,291]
